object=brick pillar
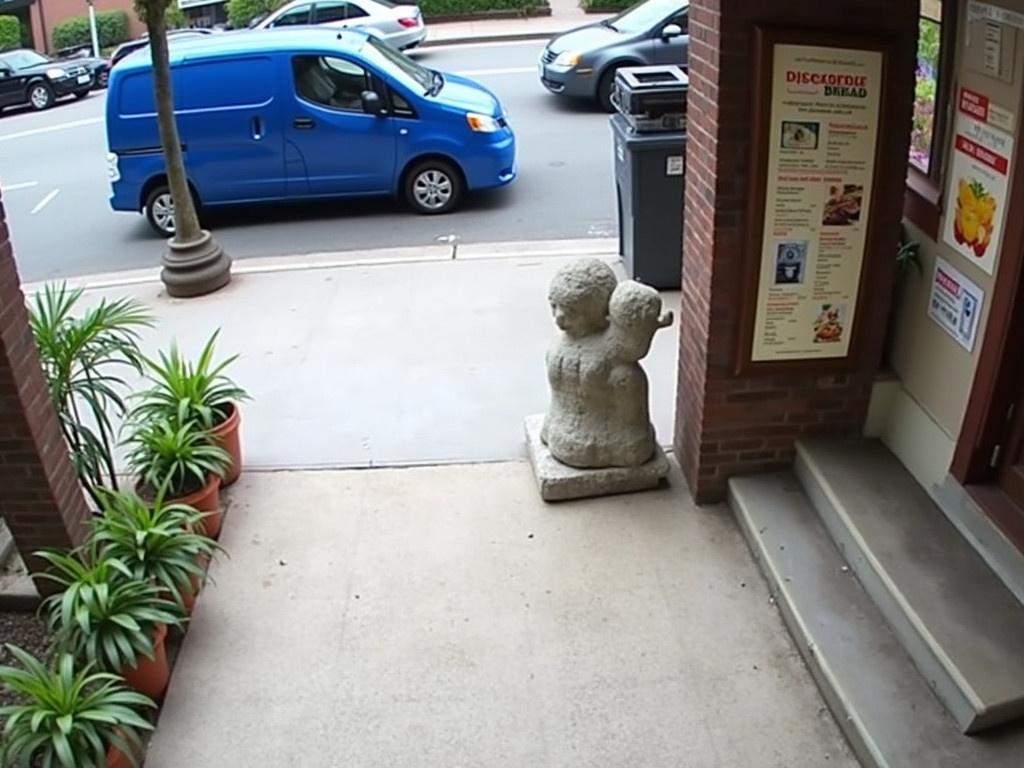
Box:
[674,0,918,502]
[0,198,89,582]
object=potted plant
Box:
[35,546,183,701]
[126,413,231,537]
[0,645,155,768]
[91,488,223,615]
[132,330,249,485]
[28,282,153,508]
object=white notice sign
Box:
[928,257,985,352]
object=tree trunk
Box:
[143,4,202,244]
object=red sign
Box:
[955,134,1009,174]
[959,87,989,122]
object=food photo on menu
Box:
[813,303,846,344]
[781,121,820,150]
[822,184,863,226]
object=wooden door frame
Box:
[951,125,1024,485]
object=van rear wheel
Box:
[145,186,177,237]
[405,159,463,214]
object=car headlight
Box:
[466,113,500,133]
[45,67,67,80]
[553,51,581,68]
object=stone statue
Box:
[540,259,673,469]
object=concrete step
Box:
[729,473,1024,768]
[795,439,1024,733]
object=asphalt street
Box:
[0,40,618,282]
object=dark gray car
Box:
[539,0,687,111]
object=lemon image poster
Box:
[942,98,1013,276]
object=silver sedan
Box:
[254,0,428,50]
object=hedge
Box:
[0,15,19,52]
[52,10,130,52]
[227,0,285,29]
[579,0,635,10]
[418,0,547,17]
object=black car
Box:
[0,49,93,111]
[56,47,111,89]
[109,28,215,69]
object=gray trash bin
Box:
[611,115,685,290]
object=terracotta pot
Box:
[106,743,134,768]
[211,402,242,486]
[174,475,222,539]
[121,623,170,701]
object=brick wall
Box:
[29,0,146,54]
[675,0,918,502]
[0,198,89,580]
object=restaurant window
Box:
[910,0,943,175]
[905,0,956,237]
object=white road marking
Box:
[0,117,103,143]
[2,181,39,191]
[30,188,60,214]
[457,66,536,76]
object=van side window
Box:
[271,4,312,26]
[293,55,371,112]
[390,89,415,117]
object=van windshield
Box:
[364,36,433,93]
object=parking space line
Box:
[457,67,536,76]
[0,117,103,143]
[2,181,39,191]
[30,188,60,214]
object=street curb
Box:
[420,30,559,47]
[23,238,620,294]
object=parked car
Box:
[109,28,217,69]
[56,47,111,89]
[539,0,688,111]
[106,28,516,236]
[254,0,427,50]
[0,49,93,110]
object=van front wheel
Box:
[144,186,177,238]
[405,160,463,214]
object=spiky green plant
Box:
[131,330,249,431]
[35,546,182,674]
[125,411,230,499]
[0,645,154,768]
[90,488,221,610]
[29,283,153,507]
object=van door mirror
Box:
[360,90,386,116]
[661,23,683,39]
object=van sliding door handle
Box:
[293,117,315,129]
[251,116,264,140]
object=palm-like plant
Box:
[0,645,155,768]
[29,283,153,508]
[90,488,221,609]
[125,412,230,499]
[132,330,249,430]
[35,546,182,674]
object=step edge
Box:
[728,477,889,768]
[793,445,987,732]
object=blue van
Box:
[106,28,516,236]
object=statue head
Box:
[548,259,618,338]
[608,280,674,361]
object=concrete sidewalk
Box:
[146,461,857,768]
[34,240,677,471]
[423,0,609,46]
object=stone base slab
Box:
[524,414,670,501]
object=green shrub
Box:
[226,0,285,28]
[579,0,634,9]
[166,4,189,29]
[52,10,130,52]
[418,0,547,17]
[0,15,20,51]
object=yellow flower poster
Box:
[750,44,882,362]
[942,87,1014,276]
